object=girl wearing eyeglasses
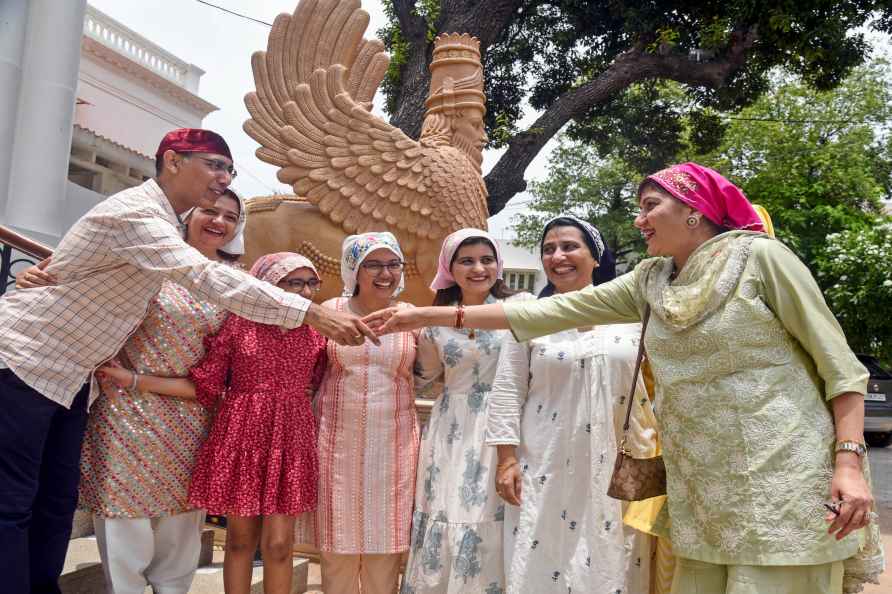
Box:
[98,251,327,594]
[292,232,420,594]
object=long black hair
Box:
[432,236,516,305]
[537,216,615,298]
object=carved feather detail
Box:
[244,0,488,241]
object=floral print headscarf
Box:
[340,232,405,297]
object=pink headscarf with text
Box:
[430,228,504,291]
[641,162,765,232]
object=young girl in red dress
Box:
[99,252,327,594]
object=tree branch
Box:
[484,27,759,214]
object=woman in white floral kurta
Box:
[486,217,657,594]
[401,229,530,594]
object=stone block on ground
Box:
[59,536,105,594]
[70,510,94,539]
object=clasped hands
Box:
[361,305,423,336]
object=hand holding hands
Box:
[363,306,425,336]
[96,360,135,390]
[306,303,379,347]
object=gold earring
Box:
[686,215,699,228]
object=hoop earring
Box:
[686,215,699,228]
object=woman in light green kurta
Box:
[365,163,883,594]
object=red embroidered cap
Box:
[155,128,232,161]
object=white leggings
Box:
[93,510,205,594]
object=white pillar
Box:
[0,0,29,221]
[5,0,87,241]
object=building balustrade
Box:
[83,5,202,92]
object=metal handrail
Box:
[0,224,52,296]
[0,225,52,260]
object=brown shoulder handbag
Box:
[606,306,667,501]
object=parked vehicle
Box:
[858,354,892,448]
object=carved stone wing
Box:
[243,0,488,240]
[244,0,389,168]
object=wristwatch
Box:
[835,440,868,458]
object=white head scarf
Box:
[340,232,405,297]
[181,188,247,255]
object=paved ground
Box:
[864,444,892,593]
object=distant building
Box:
[72,5,217,198]
[500,241,546,294]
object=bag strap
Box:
[621,305,651,435]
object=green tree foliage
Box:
[814,227,892,364]
[376,0,892,214]
[698,63,892,266]
[512,142,645,260]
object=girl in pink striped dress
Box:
[295,232,420,594]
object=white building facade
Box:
[0,2,216,247]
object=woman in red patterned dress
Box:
[99,252,327,594]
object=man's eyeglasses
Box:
[279,278,322,291]
[360,261,404,275]
[197,157,238,179]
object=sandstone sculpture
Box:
[242,0,489,304]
